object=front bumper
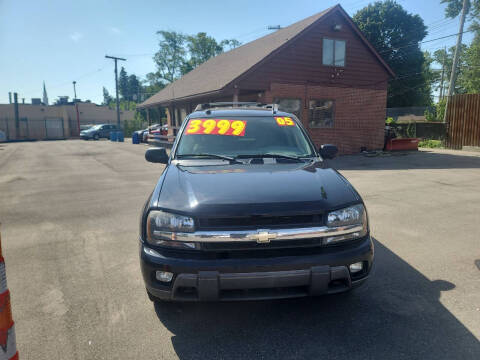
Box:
[140,236,374,301]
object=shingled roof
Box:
[139,4,394,108]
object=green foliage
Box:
[406,122,416,138]
[418,139,443,148]
[424,108,436,122]
[184,32,223,71]
[153,31,187,84]
[385,117,396,124]
[353,1,431,107]
[220,39,242,50]
[122,117,146,136]
[126,74,142,101]
[102,87,113,105]
[441,0,480,20]
[436,98,447,121]
[433,45,468,94]
[119,67,129,99]
[424,99,446,122]
[151,30,241,84]
[460,30,480,93]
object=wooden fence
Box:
[445,94,480,149]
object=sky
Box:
[0,0,475,105]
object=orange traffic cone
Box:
[0,225,18,360]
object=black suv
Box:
[140,103,373,302]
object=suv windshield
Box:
[176,116,315,158]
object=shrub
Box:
[385,117,396,124]
[419,139,443,148]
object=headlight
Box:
[324,204,368,244]
[146,210,196,249]
[327,204,366,227]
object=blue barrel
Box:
[117,130,124,142]
[110,131,117,141]
[132,132,139,144]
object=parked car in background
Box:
[80,124,95,131]
[146,124,168,144]
[80,124,118,140]
[133,128,148,143]
[138,124,161,143]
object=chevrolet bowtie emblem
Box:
[255,230,277,244]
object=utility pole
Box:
[444,0,468,122]
[439,46,446,100]
[13,93,19,139]
[73,81,80,135]
[72,81,77,100]
[105,55,126,128]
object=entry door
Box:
[45,118,64,139]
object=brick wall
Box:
[263,83,387,154]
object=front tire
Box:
[93,133,99,140]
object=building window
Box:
[309,100,335,128]
[322,38,346,66]
[273,98,302,120]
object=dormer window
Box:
[322,38,346,67]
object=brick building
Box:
[138,4,394,154]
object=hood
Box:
[155,160,360,217]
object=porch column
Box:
[233,87,239,103]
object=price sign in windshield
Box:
[185,119,247,136]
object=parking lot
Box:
[0,139,479,359]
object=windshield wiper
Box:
[176,153,242,164]
[235,153,304,162]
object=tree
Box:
[118,66,129,99]
[220,39,242,50]
[432,45,468,95]
[127,74,141,101]
[153,31,187,84]
[459,29,480,92]
[423,51,441,98]
[119,67,129,100]
[152,30,241,79]
[185,32,223,70]
[353,1,431,107]
[441,0,480,19]
[102,87,113,105]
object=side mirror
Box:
[145,147,169,164]
[319,144,338,159]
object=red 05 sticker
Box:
[185,119,247,136]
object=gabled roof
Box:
[139,4,394,108]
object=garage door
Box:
[45,118,64,139]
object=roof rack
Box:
[194,102,279,114]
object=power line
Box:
[20,66,107,97]
[377,29,475,55]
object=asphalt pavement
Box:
[0,140,479,359]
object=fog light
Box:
[349,262,363,273]
[156,271,173,283]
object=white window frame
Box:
[322,38,346,67]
